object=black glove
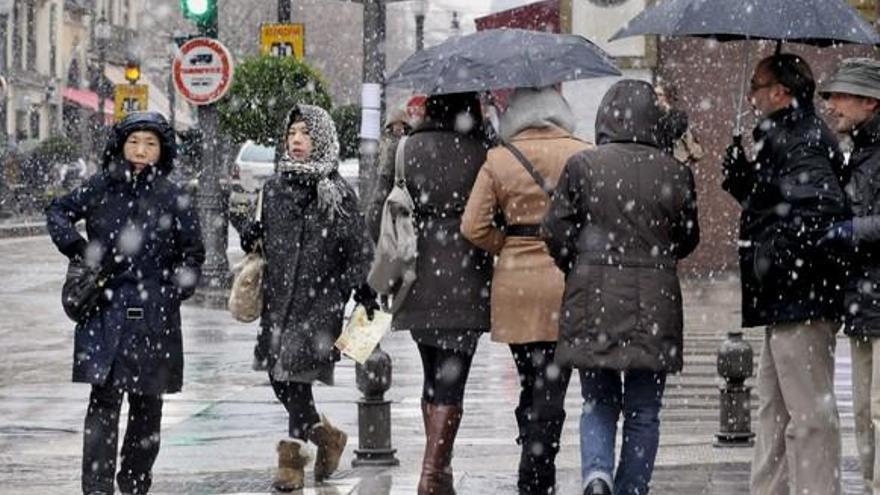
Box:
[819,220,855,248]
[353,283,380,320]
[722,136,749,177]
[60,238,88,261]
[241,221,263,253]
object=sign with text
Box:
[173,37,234,106]
[260,23,305,60]
[114,84,148,121]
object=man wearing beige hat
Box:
[822,57,880,493]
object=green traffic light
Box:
[185,0,209,15]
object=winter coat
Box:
[461,89,589,344]
[843,113,880,338]
[722,103,849,328]
[367,119,492,333]
[542,80,700,372]
[46,112,205,395]
[242,105,373,382]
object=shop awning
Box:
[63,87,114,116]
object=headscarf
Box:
[277,104,349,221]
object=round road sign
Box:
[173,37,234,106]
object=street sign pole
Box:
[181,19,232,307]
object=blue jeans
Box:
[579,369,667,495]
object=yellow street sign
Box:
[114,84,148,121]
[260,23,304,60]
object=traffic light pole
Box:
[278,0,291,22]
[191,9,231,308]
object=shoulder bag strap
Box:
[394,136,409,185]
[254,188,264,252]
[502,141,552,196]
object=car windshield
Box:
[240,143,275,163]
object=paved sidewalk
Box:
[0,234,868,494]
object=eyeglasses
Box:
[749,80,777,93]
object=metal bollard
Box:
[715,330,756,447]
[352,343,400,466]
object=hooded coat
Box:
[722,103,849,328]
[46,112,205,395]
[842,113,880,338]
[241,104,373,382]
[366,93,492,342]
[461,87,589,344]
[542,80,700,372]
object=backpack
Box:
[367,136,417,313]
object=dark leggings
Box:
[510,342,572,425]
[271,378,321,440]
[418,343,475,405]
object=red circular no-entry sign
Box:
[173,37,234,106]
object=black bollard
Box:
[715,330,756,447]
[352,343,400,466]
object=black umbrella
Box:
[386,28,621,95]
[610,0,880,134]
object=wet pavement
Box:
[0,232,869,494]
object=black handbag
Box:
[62,260,107,322]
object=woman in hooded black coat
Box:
[46,112,205,495]
[239,104,376,492]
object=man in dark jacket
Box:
[722,54,848,495]
[46,112,205,495]
[820,57,880,491]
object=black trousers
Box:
[417,343,475,405]
[81,383,163,495]
[510,342,572,494]
[271,378,321,440]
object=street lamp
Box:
[414,0,427,51]
[94,11,111,131]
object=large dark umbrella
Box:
[610,0,880,134]
[386,28,621,95]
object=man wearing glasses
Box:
[722,54,850,495]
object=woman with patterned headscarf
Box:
[240,104,377,492]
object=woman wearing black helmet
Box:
[46,111,205,495]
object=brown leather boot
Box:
[272,438,310,492]
[417,404,463,495]
[308,415,348,482]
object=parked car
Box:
[230,140,275,193]
[228,140,359,208]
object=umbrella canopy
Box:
[610,0,880,46]
[387,28,621,95]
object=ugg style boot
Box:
[417,403,463,495]
[272,438,310,492]
[308,415,348,482]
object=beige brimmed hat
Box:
[820,57,880,100]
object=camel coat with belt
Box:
[461,126,589,344]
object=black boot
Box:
[583,478,612,495]
[518,418,564,495]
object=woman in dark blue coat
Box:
[46,112,205,495]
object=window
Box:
[28,106,39,139]
[121,0,130,27]
[11,1,20,70]
[0,14,7,72]
[25,2,35,71]
[15,109,27,141]
[49,5,57,76]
